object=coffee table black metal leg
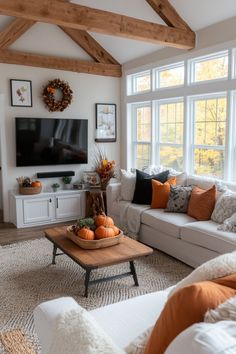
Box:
[84,269,92,297]
[130,261,139,286]
[52,244,57,265]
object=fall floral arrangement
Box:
[94,147,116,190]
[42,78,73,112]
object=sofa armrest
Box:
[34,297,79,354]
[107,182,121,216]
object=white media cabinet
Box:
[9,190,86,228]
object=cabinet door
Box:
[23,197,53,224]
[55,194,83,219]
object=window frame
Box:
[188,92,227,178]
[125,45,236,181]
[154,61,185,91]
[131,101,152,169]
[127,70,151,96]
[155,97,184,169]
[188,50,229,85]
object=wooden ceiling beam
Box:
[60,27,119,65]
[0,18,35,49]
[146,0,192,31]
[0,0,195,49]
[0,49,122,77]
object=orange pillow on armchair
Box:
[151,177,176,209]
[143,273,236,354]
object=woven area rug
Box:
[0,238,192,353]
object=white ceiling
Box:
[1,0,236,64]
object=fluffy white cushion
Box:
[218,212,236,233]
[120,169,136,201]
[48,307,123,354]
[169,250,236,298]
[165,321,236,354]
[211,191,236,224]
[143,165,187,186]
[205,296,236,323]
[125,327,152,354]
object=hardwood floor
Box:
[0,220,74,246]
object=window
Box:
[126,47,236,181]
[127,70,151,95]
[190,94,227,178]
[132,103,152,169]
[155,62,184,89]
[189,51,228,83]
[157,100,184,170]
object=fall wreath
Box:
[42,78,73,112]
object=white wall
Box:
[0,25,121,222]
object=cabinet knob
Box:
[49,198,52,203]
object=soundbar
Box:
[37,171,75,178]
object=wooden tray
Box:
[66,226,124,249]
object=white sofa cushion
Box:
[165,321,236,354]
[187,174,216,190]
[141,209,196,238]
[181,220,236,254]
[90,289,171,349]
[120,169,136,201]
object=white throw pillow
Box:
[125,327,152,354]
[120,169,136,201]
[204,296,236,323]
[48,307,123,354]
[217,212,236,233]
[169,250,236,298]
[143,165,165,175]
[169,172,187,186]
[165,321,236,354]
[211,191,236,224]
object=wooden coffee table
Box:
[44,226,153,297]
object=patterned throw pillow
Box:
[165,186,192,213]
[211,191,236,224]
[217,212,236,233]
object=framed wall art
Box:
[95,103,116,142]
[10,79,32,107]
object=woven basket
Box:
[66,226,124,249]
[19,186,42,195]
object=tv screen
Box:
[15,117,88,166]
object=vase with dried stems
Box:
[94,146,116,191]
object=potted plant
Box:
[62,176,72,190]
[51,183,60,192]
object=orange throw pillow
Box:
[143,274,236,354]
[187,185,216,221]
[151,177,176,209]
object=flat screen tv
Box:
[15,117,88,167]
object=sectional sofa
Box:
[107,173,236,268]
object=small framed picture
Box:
[95,103,116,142]
[10,79,32,107]
[83,171,100,188]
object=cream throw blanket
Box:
[119,202,150,236]
[169,251,236,298]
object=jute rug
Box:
[0,238,192,353]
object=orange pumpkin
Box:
[95,225,115,239]
[112,226,120,236]
[31,181,41,187]
[94,214,114,227]
[77,227,95,240]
